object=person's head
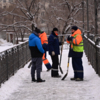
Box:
[71,26,78,33]
[35,27,41,35]
[40,30,44,34]
[53,28,58,34]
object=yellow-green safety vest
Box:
[72,34,84,52]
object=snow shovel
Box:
[59,36,65,74]
[61,57,70,80]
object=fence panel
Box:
[0,41,31,86]
[83,36,100,76]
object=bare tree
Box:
[37,0,99,37]
[0,0,100,42]
[36,0,84,35]
[0,0,40,43]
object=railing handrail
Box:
[0,40,28,53]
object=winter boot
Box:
[37,78,45,83]
[32,78,37,82]
[75,78,83,81]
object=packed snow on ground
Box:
[0,47,100,100]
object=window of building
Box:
[3,0,6,2]
[3,6,6,8]
[9,0,13,3]
[0,4,2,8]
[41,12,45,16]
[41,20,45,24]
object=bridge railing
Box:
[83,35,100,76]
[0,41,31,86]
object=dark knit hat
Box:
[40,30,44,33]
[35,27,41,33]
[71,26,78,31]
[53,28,58,32]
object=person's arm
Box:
[48,36,54,51]
[73,35,82,45]
[35,38,45,53]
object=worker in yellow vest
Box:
[39,31,52,71]
[67,26,84,81]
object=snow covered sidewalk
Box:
[0,50,100,100]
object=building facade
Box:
[0,0,14,8]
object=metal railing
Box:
[83,35,100,76]
[0,41,31,86]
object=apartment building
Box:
[0,0,14,8]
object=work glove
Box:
[67,35,73,41]
[51,51,55,56]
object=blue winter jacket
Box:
[29,32,44,58]
[48,32,60,55]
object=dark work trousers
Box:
[31,58,42,79]
[51,55,59,76]
[72,57,84,79]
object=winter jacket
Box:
[29,32,45,58]
[67,29,83,58]
[39,32,48,51]
[48,32,60,55]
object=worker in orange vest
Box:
[67,26,84,81]
[39,31,52,71]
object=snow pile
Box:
[0,39,14,52]
[0,39,13,46]
[0,38,28,52]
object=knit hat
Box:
[71,26,78,31]
[35,27,41,33]
[53,28,58,32]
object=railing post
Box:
[94,0,99,75]
[95,38,100,74]
[26,42,27,64]
[17,46,19,69]
[5,51,9,80]
[12,48,14,75]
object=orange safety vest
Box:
[39,32,48,45]
[66,29,83,49]
[39,32,51,69]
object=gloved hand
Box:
[51,51,55,56]
[59,42,64,45]
[67,35,73,41]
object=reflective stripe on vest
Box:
[73,34,84,52]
